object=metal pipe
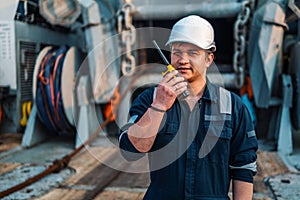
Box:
[132,2,243,20]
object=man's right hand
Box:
[152,70,188,111]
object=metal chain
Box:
[233,1,251,88]
[117,2,136,76]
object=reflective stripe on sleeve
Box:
[247,130,256,138]
[119,130,128,143]
[128,115,138,123]
[204,114,231,121]
[119,115,139,143]
[229,161,257,172]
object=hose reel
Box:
[33,46,78,133]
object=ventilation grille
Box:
[19,41,37,102]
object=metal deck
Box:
[0,133,299,200]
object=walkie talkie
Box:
[152,40,189,98]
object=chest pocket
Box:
[157,105,180,136]
[202,114,232,164]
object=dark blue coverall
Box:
[119,80,258,200]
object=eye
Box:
[172,50,182,56]
[188,51,199,56]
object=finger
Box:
[157,82,176,97]
[174,81,188,90]
[175,84,179,90]
[173,82,187,93]
[167,76,185,87]
[175,85,188,95]
[161,70,179,83]
[172,85,178,92]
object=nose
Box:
[179,54,189,65]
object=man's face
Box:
[170,42,213,83]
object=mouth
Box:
[176,67,192,73]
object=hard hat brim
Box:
[165,39,216,52]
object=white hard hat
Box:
[166,15,216,52]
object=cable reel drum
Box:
[32,46,81,134]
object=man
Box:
[119,15,258,200]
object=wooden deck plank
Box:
[76,148,130,200]
[94,190,144,200]
[37,147,116,200]
[64,147,117,185]
[254,150,290,194]
[4,140,290,200]
[75,152,120,186]
[0,162,21,175]
[109,172,149,189]
[37,146,120,200]
[0,133,22,153]
[34,188,86,200]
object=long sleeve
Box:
[118,88,155,160]
[229,94,258,183]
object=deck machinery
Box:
[0,0,299,165]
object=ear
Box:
[206,53,214,68]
